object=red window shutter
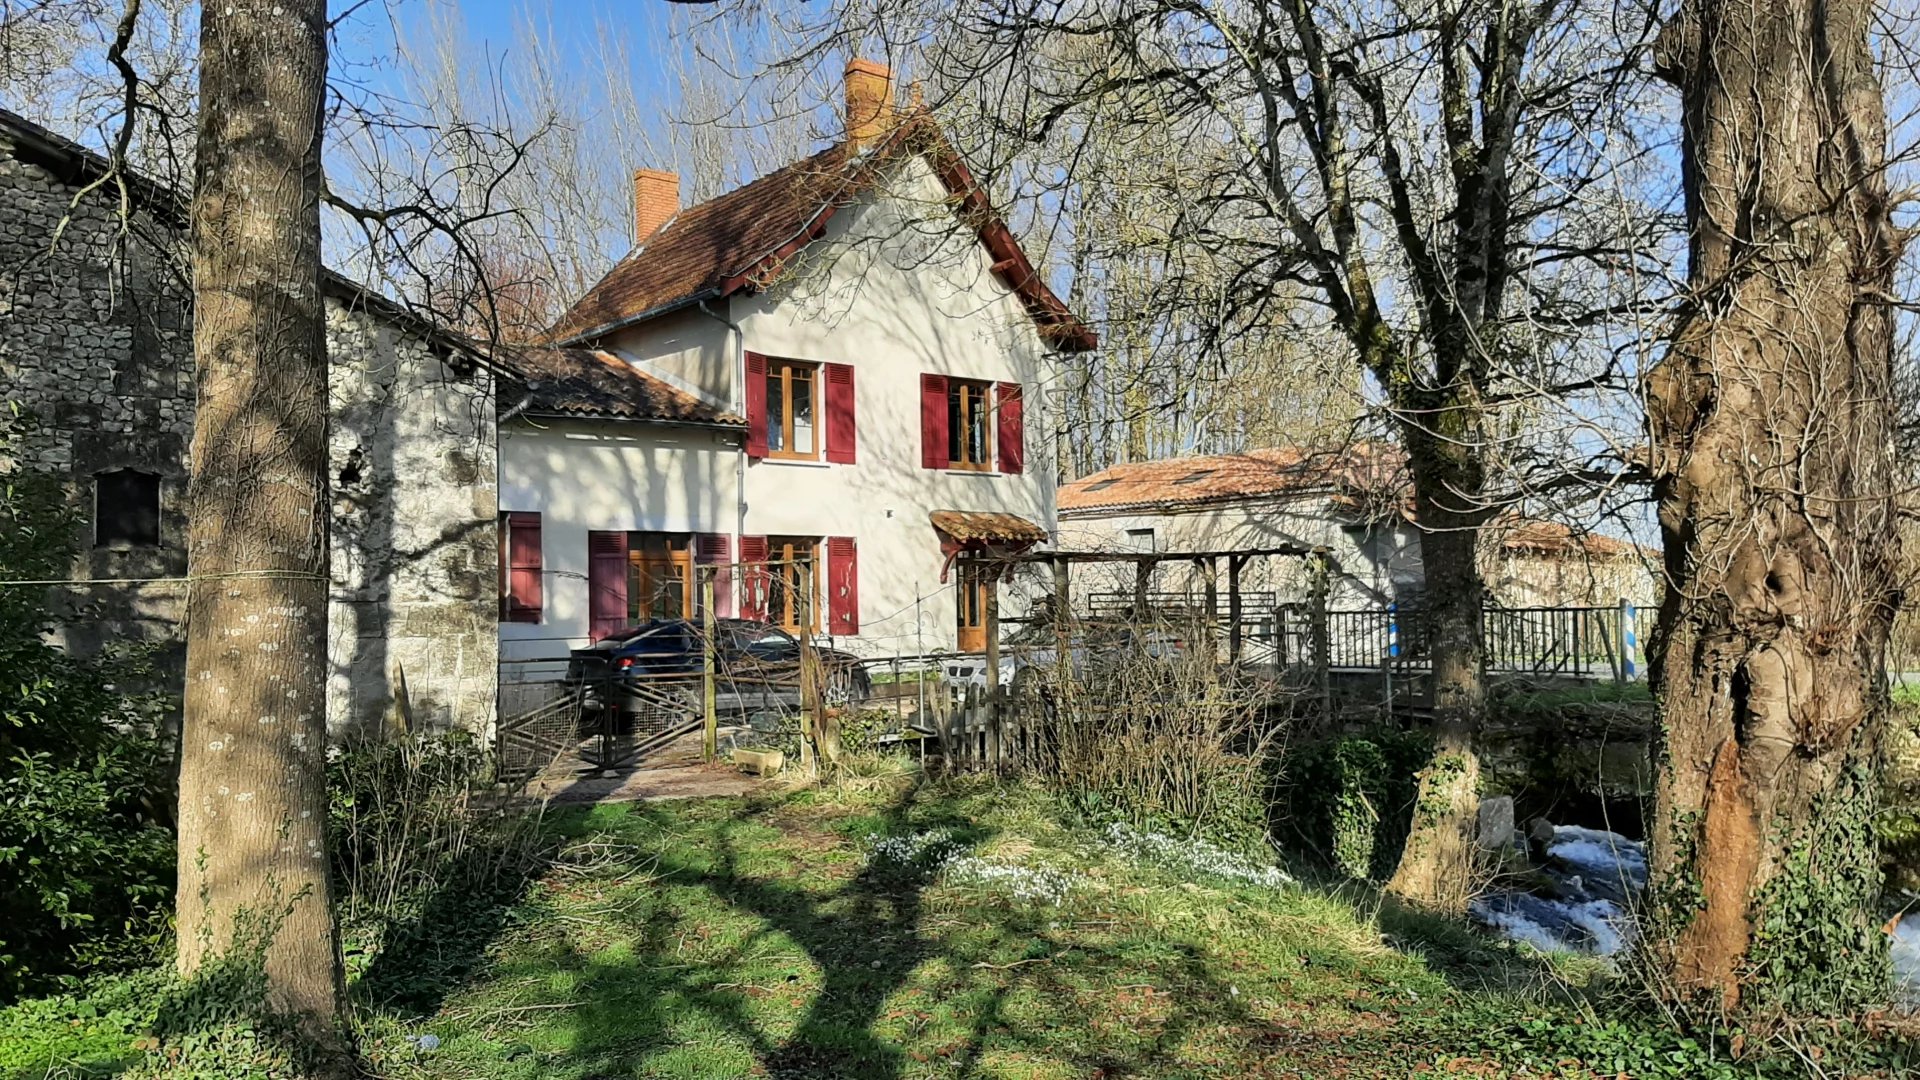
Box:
[920,373,949,470]
[504,512,543,623]
[744,351,769,459]
[827,536,859,635]
[695,533,733,618]
[996,382,1025,475]
[738,535,769,621]
[587,530,630,641]
[825,363,856,464]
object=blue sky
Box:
[335,0,682,119]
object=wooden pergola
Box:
[963,543,1331,687]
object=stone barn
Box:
[0,107,500,735]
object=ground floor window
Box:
[628,533,693,621]
[766,536,818,633]
[956,562,989,652]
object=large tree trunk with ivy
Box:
[1645,0,1902,1015]
[175,0,344,1041]
[1384,397,1490,913]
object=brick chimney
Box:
[632,168,678,244]
[844,58,894,149]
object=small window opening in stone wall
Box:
[95,469,161,548]
[338,447,365,488]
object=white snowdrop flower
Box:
[1102,822,1293,890]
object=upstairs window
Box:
[947,378,993,471]
[921,375,1023,474]
[764,359,819,459]
[95,469,160,548]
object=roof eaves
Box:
[515,409,747,430]
[549,288,722,348]
[1059,487,1339,518]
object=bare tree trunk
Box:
[1386,427,1488,913]
[176,0,343,1042]
[1646,0,1902,1015]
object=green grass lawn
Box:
[6,771,1908,1079]
[345,775,1615,1080]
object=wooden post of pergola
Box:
[984,565,1002,769]
[1133,558,1153,621]
[1227,554,1246,663]
[1201,556,1219,655]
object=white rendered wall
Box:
[497,418,741,664]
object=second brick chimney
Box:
[844,58,894,150]
[632,168,679,244]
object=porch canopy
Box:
[931,510,1049,584]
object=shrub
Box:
[327,727,552,1014]
[1017,616,1286,848]
[326,727,497,925]
[0,452,176,999]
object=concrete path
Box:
[533,761,777,805]
[525,724,786,805]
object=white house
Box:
[497,59,1095,664]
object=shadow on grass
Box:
[505,781,1269,1079]
[357,777,1546,1078]
[356,836,561,1017]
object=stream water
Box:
[1470,823,1646,957]
[1469,824,1920,1012]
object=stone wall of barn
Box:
[0,123,497,736]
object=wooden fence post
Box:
[702,573,717,762]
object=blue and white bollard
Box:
[1621,600,1638,681]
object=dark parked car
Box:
[566,619,871,726]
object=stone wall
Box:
[326,302,498,734]
[0,120,497,736]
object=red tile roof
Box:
[1490,519,1646,559]
[1061,444,1650,561]
[1059,444,1406,515]
[543,114,1096,352]
[504,347,744,426]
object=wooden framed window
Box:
[628,533,695,621]
[764,360,820,459]
[956,562,988,652]
[765,536,819,633]
[946,378,993,471]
